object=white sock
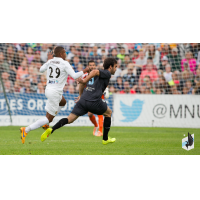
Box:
[25,117,49,133]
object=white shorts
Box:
[45,89,62,116]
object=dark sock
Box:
[52,118,68,133]
[103,117,111,141]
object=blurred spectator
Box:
[88,46,102,65]
[145,44,160,68]
[131,49,139,63]
[81,46,89,58]
[71,56,81,72]
[97,44,108,56]
[25,47,34,64]
[192,74,200,94]
[108,48,119,61]
[179,70,192,91]
[139,83,146,94]
[68,85,75,94]
[120,81,131,94]
[124,43,135,52]
[5,46,15,66]
[40,44,50,63]
[109,86,115,95]
[182,87,188,94]
[40,75,47,88]
[185,80,193,94]
[159,56,169,71]
[157,76,170,94]
[13,50,25,69]
[16,60,28,81]
[178,43,190,59]
[167,47,181,72]
[89,46,99,56]
[15,43,29,53]
[105,43,118,51]
[133,50,147,68]
[142,57,157,71]
[33,51,43,63]
[20,79,33,93]
[117,47,126,61]
[121,63,136,77]
[76,48,87,66]
[160,44,171,59]
[63,84,68,93]
[181,62,194,79]
[181,51,197,75]
[0,52,9,73]
[163,64,173,82]
[155,88,164,94]
[114,76,124,91]
[14,80,21,93]
[144,86,151,94]
[189,43,200,59]
[0,72,14,93]
[9,65,16,85]
[139,63,158,86]
[67,46,76,61]
[77,64,83,72]
[122,64,136,87]
[33,43,42,52]
[171,85,181,94]
[37,83,45,94]
[30,73,38,93]
[35,62,43,75]
[123,55,131,66]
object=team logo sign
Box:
[182,132,194,151]
[120,99,144,122]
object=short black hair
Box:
[54,46,65,56]
[103,58,117,69]
[147,56,153,60]
[88,60,95,65]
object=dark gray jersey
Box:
[81,69,111,101]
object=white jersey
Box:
[40,57,83,94]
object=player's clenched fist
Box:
[76,77,84,84]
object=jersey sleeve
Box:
[99,69,111,79]
[40,61,49,73]
[64,61,83,79]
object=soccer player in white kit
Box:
[20,46,91,144]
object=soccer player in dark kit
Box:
[41,58,117,144]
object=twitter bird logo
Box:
[120,99,144,122]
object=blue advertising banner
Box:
[0,93,113,116]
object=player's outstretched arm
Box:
[66,64,91,80]
[78,70,100,84]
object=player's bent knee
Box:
[48,117,53,123]
[60,99,66,106]
[88,112,93,118]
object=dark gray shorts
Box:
[71,98,107,116]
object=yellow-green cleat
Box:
[41,128,52,142]
[102,136,116,145]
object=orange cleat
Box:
[20,127,28,144]
[42,124,49,130]
[96,131,103,137]
[93,127,99,136]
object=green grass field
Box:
[0,126,199,155]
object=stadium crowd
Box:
[0,43,200,95]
